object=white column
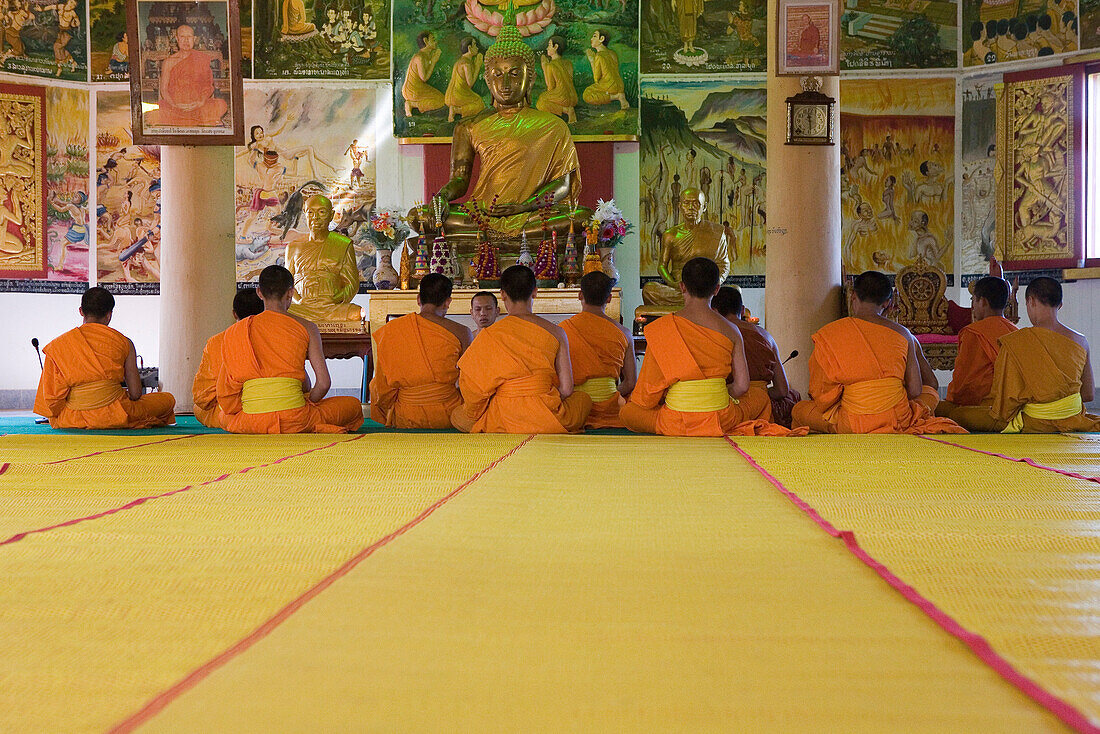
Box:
[764,2,843,390]
[158,145,236,411]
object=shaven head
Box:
[258,265,294,299]
[681,257,721,299]
[471,291,499,330]
[232,288,264,320]
[972,276,1010,312]
[579,270,613,306]
[1025,276,1062,307]
[500,264,536,303]
[418,272,453,307]
[852,270,893,306]
[80,286,114,320]
[711,285,744,319]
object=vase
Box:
[599,246,619,285]
[373,248,398,290]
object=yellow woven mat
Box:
[137,436,1064,733]
[0,433,527,733]
[922,433,1100,479]
[736,434,1100,729]
[0,434,357,540]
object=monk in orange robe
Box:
[712,285,801,427]
[217,265,363,434]
[34,287,176,429]
[621,258,801,437]
[149,25,228,127]
[988,277,1100,433]
[451,265,592,433]
[791,271,965,435]
[470,290,499,339]
[192,288,264,429]
[370,273,472,429]
[561,271,636,428]
[936,276,1018,431]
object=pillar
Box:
[764,0,843,390]
[158,146,237,411]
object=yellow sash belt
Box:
[66,379,125,410]
[840,377,907,416]
[242,377,306,414]
[1001,393,1083,434]
[576,377,618,402]
[397,381,459,406]
[665,377,731,413]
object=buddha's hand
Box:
[489,201,526,217]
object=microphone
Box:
[31,337,42,370]
[782,349,799,364]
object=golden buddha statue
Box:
[642,188,729,307]
[285,195,364,327]
[411,4,590,251]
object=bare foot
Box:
[404,102,412,117]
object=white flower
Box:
[592,198,624,224]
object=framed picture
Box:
[127,0,245,145]
[776,0,838,76]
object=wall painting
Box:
[962,0,1078,66]
[45,86,88,283]
[840,78,954,278]
[640,79,766,289]
[960,73,999,277]
[0,0,87,81]
[0,83,46,282]
[640,0,766,74]
[841,0,956,69]
[253,0,390,79]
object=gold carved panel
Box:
[0,84,45,278]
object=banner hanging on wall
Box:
[959,73,999,277]
[0,82,46,280]
[393,0,639,140]
[840,78,955,279]
[45,86,89,284]
[253,0,390,79]
[0,0,88,81]
[639,78,766,296]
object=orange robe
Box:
[192,329,228,429]
[155,51,227,126]
[33,323,175,429]
[217,311,363,434]
[936,316,1017,431]
[620,314,798,437]
[453,317,591,434]
[561,311,628,429]
[791,317,965,434]
[989,327,1100,433]
[739,323,801,428]
[370,313,462,429]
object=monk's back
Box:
[46,324,128,384]
[376,313,461,386]
[647,313,733,381]
[562,311,627,382]
[738,323,777,383]
[226,311,308,380]
[816,317,907,383]
[1000,327,1086,401]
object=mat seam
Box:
[43,434,204,465]
[0,434,367,548]
[916,434,1100,484]
[725,436,1099,734]
[106,433,536,734]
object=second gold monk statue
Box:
[285,195,364,327]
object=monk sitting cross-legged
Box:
[370,273,472,429]
[217,265,363,434]
[791,270,965,435]
[192,288,264,429]
[988,277,1100,433]
[935,276,1018,431]
[34,287,176,429]
[620,257,803,437]
[561,271,636,428]
[451,265,592,433]
[712,285,801,428]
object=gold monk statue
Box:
[642,188,729,307]
[412,5,590,246]
[285,195,363,325]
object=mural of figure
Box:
[0,106,34,178]
[908,210,944,264]
[878,174,899,222]
[669,173,681,224]
[902,159,945,203]
[0,0,31,60]
[683,147,698,188]
[402,31,445,117]
[344,139,365,186]
[42,0,80,76]
[845,201,877,258]
[797,12,819,55]
[445,37,484,122]
[148,25,227,127]
[583,29,629,109]
[109,31,129,75]
[0,174,23,253]
[280,0,317,37]
[536,36,577,123]
[699,165,712,214]
[673,0,705,53]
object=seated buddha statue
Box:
[642,188,729,308]
[285,195,363,327]
[410,7,590,251]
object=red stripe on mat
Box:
[917,434,1100,484]
[0,462,9,475]
[108,434,534,734]
[726,436,1099,734]
[0,434,366,548]
[45,434,202,465]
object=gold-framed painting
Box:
[0,82,46,280]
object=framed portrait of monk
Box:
[127,0,245,145]
[776,0,837,76]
